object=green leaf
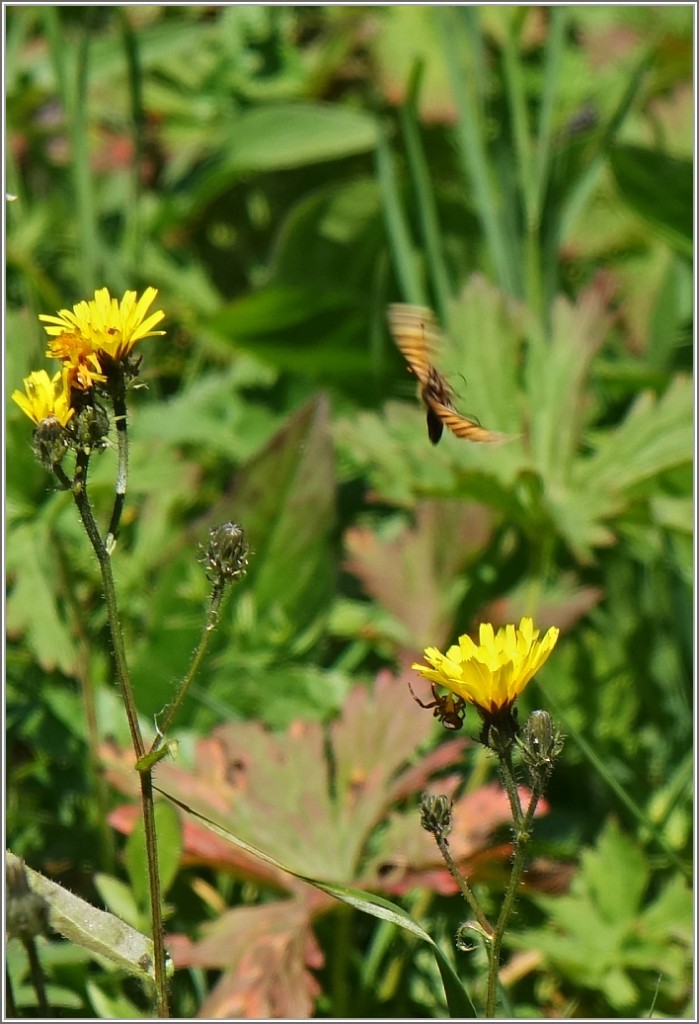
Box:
[156,788,477,1017]
[609,144,693,255]
[219,103,381,172]
[5,522,78,677]
[209,284,374,391]
[125,801,183,912]
[93,874,141,931]
[202,395,337,632]
[6,852,157,984]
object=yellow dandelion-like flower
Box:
[412,617,560,716]
[45,330,107,390]
[40,286,165,363]
[11,368,75,427]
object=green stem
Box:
[375,129,426,305]
[485,771,540,1017]
[400,61,453,321]
[72,451,144,757]
[330,904,353,1016]
[71,450,169,1016]
[148,585,225,755]
[138,771,169,1018]
[105,371,129,554]
[434,833,493,938]
[496,748,524,830]
[24,938,49,1016]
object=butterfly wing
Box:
[388,302,502,445]
[387,303,440,385]
[424,394,502,443]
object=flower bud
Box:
[517,709,564,779]
[72,402,111,453]
[203,522,249,588]
[419,793,453,839]
[31,416,71,469]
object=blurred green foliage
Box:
[6,5,692,1018]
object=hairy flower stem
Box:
[71,450,169,1018]
[104,367,128,553]
[147,585,224,758]
[484,758,541,1018]
[434,833,493,938]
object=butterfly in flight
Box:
[387,303,502,445]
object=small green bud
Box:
[31,416,71,470]
[517,710,564,779]
[203,522,249,588]
[72,402,111,453]
[419,793,453,839]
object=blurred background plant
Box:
[5,5,692,1018]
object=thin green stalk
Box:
[485,775,540,1017]
[533,6,568,222]
[53,531,117,872]
[330,904,353,1016]
[116,8,145,275]
[495,748,524,830]
[43,8,99,293]
[437,7,519,297]
[72,452,144,758]
[24,938,49,1016]
[501,10,534,226]
[105,373,129,553]
[147,585,226,757]
[434,832,493,938]
[5,964,18,1019]
[375,130,426,305]
[560,47,652,244]
[71,452,169,1016]
[400,61,453,322]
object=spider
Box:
[409,680,467,731]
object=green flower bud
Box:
[203,522,249,588]
[419,793,453,839]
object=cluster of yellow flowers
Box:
[12,287,165,426]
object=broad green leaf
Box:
[219,103,380,172]
[609,144,692,256]
[168,104,380,217]
[156,788,476,1017]
[575,375,693,494]
[6,852,157,984]
[209,284,374,393]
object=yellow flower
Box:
[11,368,75,427]
[44,331,107,390]
[412,617,560,716]
[40,286,165,363]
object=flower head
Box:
[40,286,165,366]
[412,617,559,717]
[11,368,75,427]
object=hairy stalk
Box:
[147,584,225,758]
[484,762,541,1017]
[496,747,524,830]
[104,368,128,553]
[434,832,493,938]
[71,449,169,1017]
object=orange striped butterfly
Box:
[387,303,501,445]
